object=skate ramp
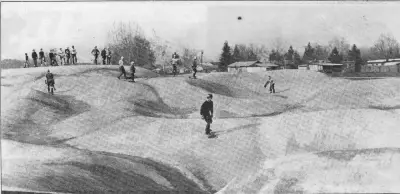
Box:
[2,66,400,193]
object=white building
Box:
[227,61,279,73]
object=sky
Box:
[2,1,400,62]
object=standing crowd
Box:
[24,46,78,68]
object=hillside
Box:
[2,65,400,193]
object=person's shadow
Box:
[208,131,218,139]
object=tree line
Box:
[219,33,400,71]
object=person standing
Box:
[91,46,100,65]
[117,56,127,79]
[270,80,275,93]
[200,94,214,135]
[49,49,58,66]
[106,47,112,65]
[65,47,71,65]
[101,48,107,65]
[45,69,56,93]
[172,52,179,77]
[192,56,198,79]
[39,48,45,66]
[71,45,77,64]
[130,61,136,82]
[32,49,38,67]
[58,48,65,66]
[24,53,30,68]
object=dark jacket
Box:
[32,52,38,59]
[46,73,54,84]
[65,49,71,57]
[101,50,107,58]
[49,52,54,59]
[39,51,44,58]
[200,100,213,116]
[25,55,28,61]
[130,65,136,73]
[92,49,100,56]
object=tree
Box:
[372,33,400,61]
[181,47,198,69]
[293,51,302,65]
[107,22,156,67]
[285,46,295,61]
[328,36,350,58]
[302,42,315,63]
[232,44,241,62]
[348,44,362,72]
[328,47,343,63]
[314,44,330,61]
[219,41,232,71]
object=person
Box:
[58,48,65,66]
[39,48,45,66]
[101,48,107,65]
[172,52,179,77]
[65,47,71,65]
[49,49,58,66]
[270,80,275,93]
[192,56,198,79]
[263,76,275,93]
[45,69,56,93]
[91,46,100,65]
[71,45,77,64]
[117,56,127,79]
[200,94,214,135]
[130,61,136,82]
[106,47,112,65]
[24,53,29,68]
[32,49,38,67]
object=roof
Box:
[228,61,260,68]
[318,63,343,66]
[257,63,279,67]
[368,58,400,63]
[382,62,400,66]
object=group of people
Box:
[117,56,136,82]
[24,46,78,68]
[91,46,112,65]
[170,51,199,79]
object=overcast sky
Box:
[2,1,400,62]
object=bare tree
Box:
[372,33,400,61]
[328,36,350,58]
[107,21,156,67]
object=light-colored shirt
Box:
[119,59,124,66]
[71,48,77,55]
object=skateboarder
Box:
[32,49,38,67]
[264,76,275,93]
[200,94,214,135]
[192,56,198,79]
[117,56,127,79]
[45,70,56,93]
[130,61,136,82]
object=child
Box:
[117,56,127,79]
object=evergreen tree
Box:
[328,47,343,63]
[219,41,232,71]
[302,42,315,62]
[293,51,302,65]
[232,44,241,62]
[269,49,276,62]
[348,44,363,72]
[285,46,295,61]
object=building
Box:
[308,62,343,72]
[367,58,400,66]
[227,61,279,73]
